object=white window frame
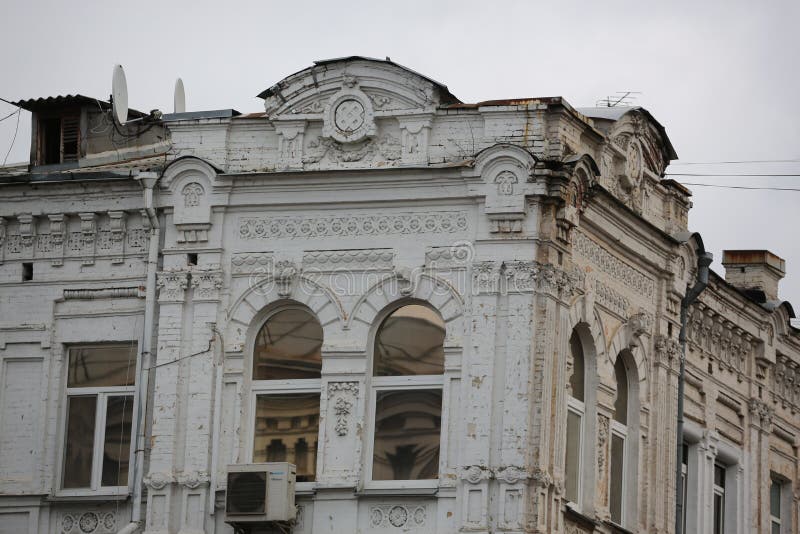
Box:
[609,419,628,525]
[565,395,585,507]
[248,306,323,493]
[58,344,137,497]
[365,374,444,490]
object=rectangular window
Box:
[63,344,136,491]
[564,403,583,504]
[609,431,626,524]
[680,443,689,533]
[372,389,441,481]
[771,477,784,534]
[38,115,80,165]
[713,464,726,534]
[253,393,320,482]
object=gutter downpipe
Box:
[121,171,161,534]
[674,248,712,534]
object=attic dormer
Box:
[13,94,163,171]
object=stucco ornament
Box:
[496,465,527,484]
[322,76,377,144]
[462,465,491,484]
[144,471,174,490]
[273,260,298,298]
[177,470,210,489]
[182,182,204,207]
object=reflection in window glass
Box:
[569,332,585,401]
[610,433,625,524]
[373,389,441,480]
[374,305,445,376]
[771,477,782,534]
[253,309,323,380]
[254,394,320,482]
[565,409,582,503]
[68,345,136,388]
[63,396,97,488]
[101,395,133,487]
[613,356,628,425]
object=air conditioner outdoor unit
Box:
[225,462,296,525]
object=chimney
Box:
[721,250,786,302]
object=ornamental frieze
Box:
[239,211,468,239]
[573,230,656,301]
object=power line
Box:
[680,182,800,192]
[1,108,20,167]
[666,173,800,177]
[670,159,800,165]
[0,109,20,123]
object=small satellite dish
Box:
[174,78,186,113]
[111,64,129,125]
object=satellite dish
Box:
[111,64,129,125]
[174,78,186,113]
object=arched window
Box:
[565,330,585,505]
[610,353,633,526]
[369,303,445,483]
[251,307,322,483]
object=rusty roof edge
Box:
[11,94,147,117]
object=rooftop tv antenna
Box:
[111,64,129,125]
[174,78,186,113]
[595,91,641,107]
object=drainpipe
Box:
[121,171,161,534]
[674,249,712,534]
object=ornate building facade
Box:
[0,57,797,534]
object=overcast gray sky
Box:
[2,0,799,306]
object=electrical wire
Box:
[667,173,800,177]
[2,108,21,167]
[0,108,20,123]
[680,182,800,192]
[669,159,800,165]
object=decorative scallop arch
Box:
[225,274,345,354]
[567,294,607,360]
[605,322,650,402]
[346,271,465,349]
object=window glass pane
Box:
[68,345,136,388]
[101,395,133,487]
[613,356,628,424]
[565,409,582,503]
[714,464,726,487]
[569,331,584,401]
[610,433,625,524]
[713,493,724,534]
[63,395,97,488]
[253,309,322,380]
[772,522,781,534]
[373,389,441,480]
[770,479,781,516]
[374,305,445,376]
[253,394,320,482]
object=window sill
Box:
[563,503,599,530]
[48,491,130,503]
[357,485,439,497]
[604,519,636,534]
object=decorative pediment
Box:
[259,57,460,119]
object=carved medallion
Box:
[334,99,365,133]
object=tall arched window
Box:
[251,307,322,483]
[565,330,586,506]
[610,353,631,526]
[369,303,445,484]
